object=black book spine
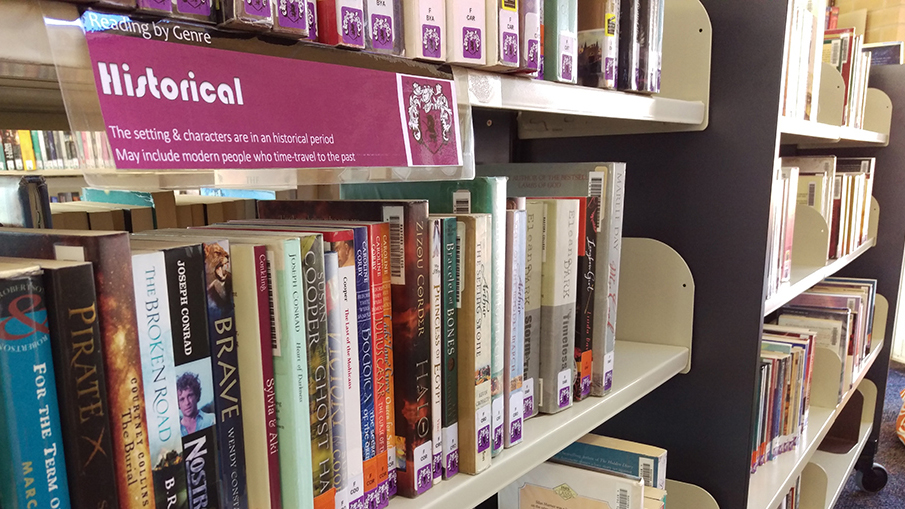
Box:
[573,196,598,401]
[44,263,120,509]
[199,241,248,509]
[164,245,219,509]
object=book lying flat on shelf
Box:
[553,434,667,490]
[500,460,645,509]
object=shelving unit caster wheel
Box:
[855,463,888,493]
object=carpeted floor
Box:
[835,360,905,508]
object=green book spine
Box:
[439,217,459,479]
[543,0,578,83]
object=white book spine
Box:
[324,252,350,509]
[447,0,487,65]
[485,0,520,69]
[522,201,544,417]
[339,260,366,509]
[404,0,448,60]
[504,209,526,447]
[430,219,444,484]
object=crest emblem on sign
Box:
[407,83,453,154]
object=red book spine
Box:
[255,245,283,509]
[317,0,340,44]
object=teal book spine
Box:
[543,0,578,83]
[0,269,72,509]
[438,217,459,479]
[552,441,666,490]
[340,177,508,456]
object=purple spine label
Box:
[526,39,539,70]
[277,0,306,28]
[510,418,523,442]
[493,424,503,450]
[422,24,442,58]
[502,31,519,63]
[462,27,482,60]
[350,496,366,509]
[416,464,433,494]
[176,0,210,15]
[341,7,365,46]
[370,14,395,50]
[477,424,491,452]
[307,1,318,40]
[433,452,442,479]
[365,489,378,509]
[605,57,616,81]
[523,395,533,416]
[562,54,573,81]
[377,481,389,508]
[558,385,571,408]
[581,375,591,398]
[138,0,172,12]
[388,467,398,497]
[604,370,613,391]
[445,449,459,477]
[245,0,271,16]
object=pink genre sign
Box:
[82,18,462,170]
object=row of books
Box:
[781,0,823,121]
[0,165,626,509]
[70,0,665,93]
[503,433,668,509]
[823,27,873,129]
[776,474,802,509]
[755,275,879,473]
[1,129,114,171]
[766,156,875,299]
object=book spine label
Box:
[299,236,336,509]
[537,200,578,413]
[429,219,444,484]
[254,247,282,509]
[44,264,119,509]
[376,224,398,498]
[365,0,403,54]
[200,240,249,509]
[522,201,543,417]
[383,205,433,497]
[573,197,598,401]
[447,0,486,65]
[440,218,459,478]
[0,274,72,509]
[324,252,349,509]
[504,210,526,447]
[363,225,390,509]
[163,245,218,509]
[133,252,185,509]
[351,232,379,509]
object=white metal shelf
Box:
[745,339,884,509]
[778,117,889,147]
[764,238,875,316]
[390,340,689,509]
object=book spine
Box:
[132,251,186,509]
[361,225,390,509]
[376,223,398,498]
[543,0,577,83]
[271,0,310,35]
[43,264,119,509]
[504,210,526,448]
[518,0,541,72]
[522,201,544,416]
[404,0,447,61]
[16,130,35,170]
[537,200,578,414]
[198,241,249,509]
[162,245,218,509]
[337,242,365,509]
[617,0,641,91]
[0,273,72,509]
[299,235,336,509]
[485,0,520,68]
[490,196,506,460]
[429,219,444,484]
[440,218,459,478]
[257,247,283,509]
[592,165,625,397]
[351,231,379,509]
[384,204,432,497]
[365,0,404,54]
[447,0,487,66]
[573,197,598,401]
[31,130,45,170]
[324,252,349,509]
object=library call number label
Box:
[82,11,462,170]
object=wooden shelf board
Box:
[764,239,875,316]
[389,340,689,509]
[745,339,884,509]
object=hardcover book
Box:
[257,200,432,498]
[0,228,155,509]
[543,0,578,83]
[530,198,579,414]
[365,0,404,54]
[0,258,119,509]
[447,0,486,65]
[404,0,448,61]
[317,0,367,47]
[453,213,493,475]
[504,209,526,448]
[173,0,218,23]
[130,250,187,509]
[553,434,668,489]
[0,263,72,509]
